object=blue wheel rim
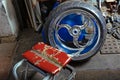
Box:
[43,10,100,57]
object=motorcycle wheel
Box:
[42,1,106,61]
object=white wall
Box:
[0,0,19,37]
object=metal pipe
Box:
[13,59,25,80]
[98,0,102,10]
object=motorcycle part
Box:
[111,22,120,39]
[42,1,106,61]
[103,0,120,40]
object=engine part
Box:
[111,22,120,39]
[99,0,120,40]
[42,1,106,61]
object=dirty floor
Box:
[1,28,120,80]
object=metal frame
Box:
[24,0,43,31]
[13,59,76,80]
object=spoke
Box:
[80,19,89,30]
[58,24,71,31]
[58,22,92,48]
[73,36,85,48]
[73,36,80,48]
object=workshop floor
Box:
[0,42,16,80]
[1,28,120,80]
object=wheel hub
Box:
[70,26,81,36]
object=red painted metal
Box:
[22,42,71,74]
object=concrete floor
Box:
[0,42,16,80]
[1,28,120,80]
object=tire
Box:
[42,1,106,61]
